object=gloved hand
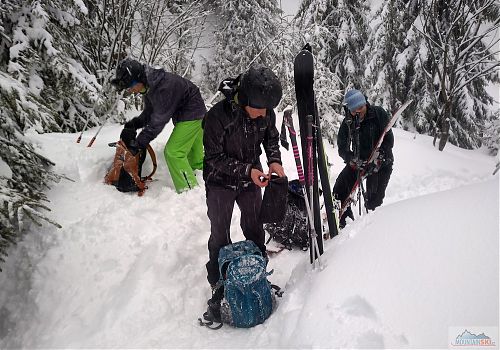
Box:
[365,150,385,175]
[124,118,139,130]
[349,158,366,171]
[120,127,136,146]
[127,139,143,156]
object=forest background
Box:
[0,0,499,266]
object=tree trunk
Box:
[438,118,450,151]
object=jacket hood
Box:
[145,66,166,89]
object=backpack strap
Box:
[271,284,284,297]
[117,140,147,195]
[142,144,157,181]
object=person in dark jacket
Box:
[333,89,394,228]
[111,58,206,193]
[202,66,285,323]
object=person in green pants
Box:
[111,58,206,193]
[164,119,204,191]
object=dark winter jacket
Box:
[127,67,206,148]
[337,104,394,164]
[203,99,282,189]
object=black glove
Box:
[127,139,143,156]
[349,158,366,171]
[344,151,355,164]
[124,118,139,130]
[365,150,386,175]
[364,161,380,175]
[120,128,137,147]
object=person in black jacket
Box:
[333,89,394,228]
[111,58,206,193]
[202,66,285,322]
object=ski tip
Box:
[399,99,414,110]
[302,43,312,52]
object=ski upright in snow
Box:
[315,100,339,240]
[294,44,323,263]
[294,44,339,260]
[339,99,413,220]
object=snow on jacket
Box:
[203,99,282,189]
[337,104,394,164]
[128,66,206,148]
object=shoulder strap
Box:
[142,144,157,181]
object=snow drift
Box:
[0,115,497,348]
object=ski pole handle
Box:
[283,110,306,186]
[306,115,314,187]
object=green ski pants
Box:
[164,119,204,193]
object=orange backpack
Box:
[104,140,157,196]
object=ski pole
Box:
[353,113,368,216]
[87,91,123,147]
[283,108,322,270]
[358,173,369,215]
[76,117,91,143]
[77,84,119,143]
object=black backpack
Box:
[104,141,157,196]
[264,180,309,250]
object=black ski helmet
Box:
[110,58,146,91]
[237,66,282,109]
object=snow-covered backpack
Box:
[104,140,157,196]
[217,241,281,328]
[265,179,309,250]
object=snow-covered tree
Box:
[0,0,103,267]
[202,0,284,94]
[412,0,500,149]
[295,0,351,141]
[131,0,209,77]
[482,107,500,155]
[297,0,370,90]
[363,0,420,116]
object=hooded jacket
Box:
[127,66,206,148]
[337,104,394,164]
[203,98,282,189]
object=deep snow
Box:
[0,111,498,349]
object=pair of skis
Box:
[290,44,339,266]
[291,44,413,265]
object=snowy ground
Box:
[0,111,498,349]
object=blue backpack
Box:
[217,241,280,328]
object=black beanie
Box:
[110,58,147,91]
[237,66,282,109]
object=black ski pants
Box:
[333,163,393,218]
[205,184,266,286]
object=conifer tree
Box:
[363,0,420,115]
[297,0,370,91]
[411,0,500,149]
[0,0,100,268]
[295,0,351,141]
[203,0,284,94]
